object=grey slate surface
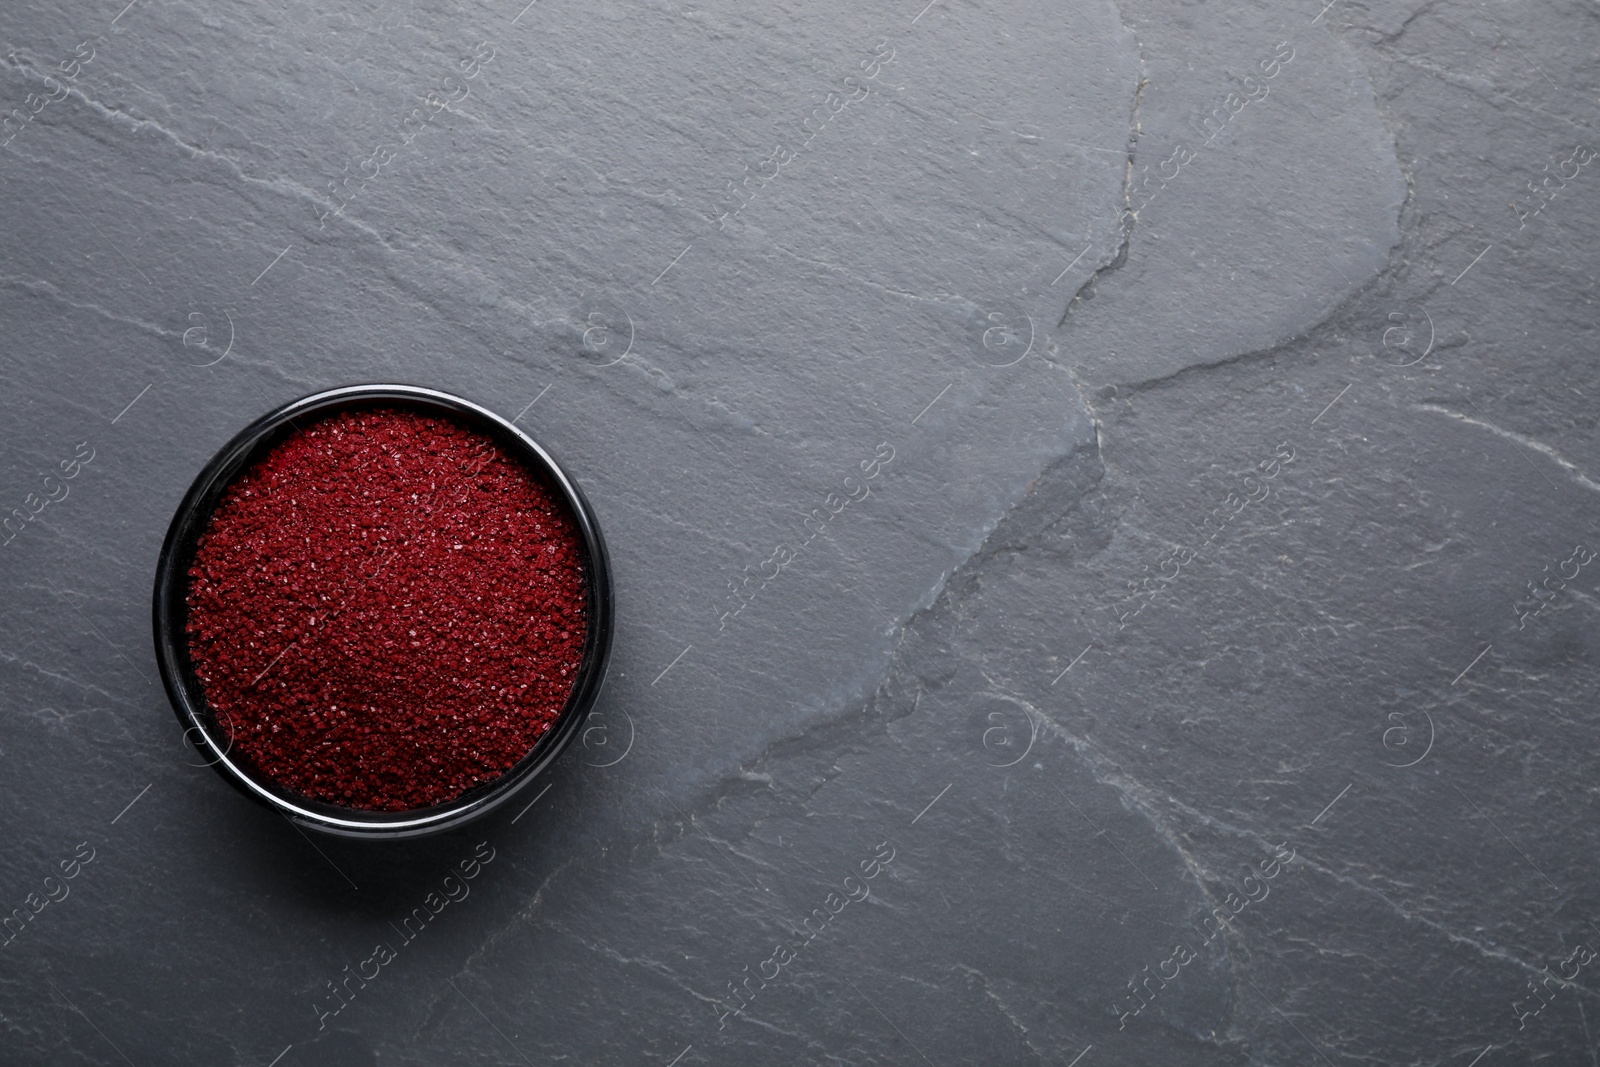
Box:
[2,0,1599,1062]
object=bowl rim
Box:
[152,383,613,839]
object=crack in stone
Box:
[845,442,1112,713]
[1090,335,1294,405]
[1416,403,1600,495]
[0,648,147,714]
[1580,1000,1600,1067]
[1364,0,1451,44]
[1057,67,1146,331]
[1038,699,1600,996]
[1056,17,1412,402]
[413,855,581,1039]
[951,964,1049,1064]
[1292,851,1599,999]
[7,60,335,216]
[0,272,174,339]
[623,405,1109,836]
[1017,700,1600,1056]
[767,240,950,306]
[565,927,709,1001]
[1366,45,1600,141]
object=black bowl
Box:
[152,384,613,839]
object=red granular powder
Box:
[184,406,588,811]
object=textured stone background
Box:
[2,0,1598,1063]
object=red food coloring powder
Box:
[184,407,589,811]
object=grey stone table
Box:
[2,0,1598,1062]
